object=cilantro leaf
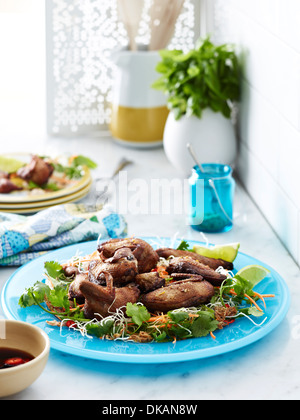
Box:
[176,240,192,251]
[229,275,255,298]
[48,284,70,311]
[44,261,65,280]
[72,155,97,169]
[126,303,150,327]
[85,319,115,338]
[152,331,167,342]
[190,311,219,338]
[18,281,51,308]
[168,310,190,323]
[44,182,60,191]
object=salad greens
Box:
[51,154,97,180]
[18,244,272,343]
[152,36,241,120]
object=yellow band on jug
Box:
[110,104,169,143]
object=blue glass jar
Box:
[189,163,235,233]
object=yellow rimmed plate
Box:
[0,153,93,204]
[0,179,93,210]
[0,182,92,214]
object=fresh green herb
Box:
[44,182,60,191]
[85,319,115,338]
[72,155,98,169]
[190,311,219,338]
[126,302,150,327]
[27,180,40,190]
[48,283,70,312]
[52,155,97,180]
[18,278,86,321]
[152,36,241,120]
[176,240,192,251]
[19,281,50,308]
[52,163,83,180]
[44,261,65,281]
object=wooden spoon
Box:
[117,0,144,51]
[149,0,185,50]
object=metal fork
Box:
[94,157,133,201]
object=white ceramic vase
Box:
[110,49,169,148]
[163,109,237,176]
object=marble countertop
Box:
[0,135,299,401]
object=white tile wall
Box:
[213,0,300,265]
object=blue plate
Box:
[1,237,290,364]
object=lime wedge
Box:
[235,264,270,287]
[0,156,25,173]
[193,242,240,263]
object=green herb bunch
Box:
[152,36,241,120]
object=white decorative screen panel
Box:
[46,0,200,136]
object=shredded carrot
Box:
[47,277,54,288]
[156,266,169,278]
[261,294,275,298]
[229,289,263,312]
[244,293,263,312]
[148,316,160,322]
[210,331,216,340]
[148,315,167,323]
[253,291,266,308]
[148,323,172,329]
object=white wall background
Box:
[0,0,46,148]
[212,0,300,266]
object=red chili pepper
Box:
[66,320,76,328]
[4,357,29,367]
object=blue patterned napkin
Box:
[0,204,127,266]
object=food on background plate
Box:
[0,154,97,194]
[19,238,274,343]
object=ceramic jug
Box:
[109,49,169,148]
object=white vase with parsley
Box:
[152,37,241,175]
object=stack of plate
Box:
[0,168,93,214]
